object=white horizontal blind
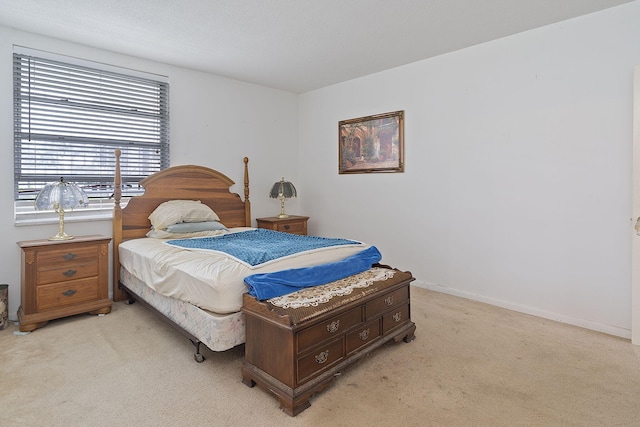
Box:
[13,52,169,201]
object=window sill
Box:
[14,200,127,226]
[15,209,113,226]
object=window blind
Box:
[13,52,169,201]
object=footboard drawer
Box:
[365,286,409,318]
[346,319,381,354]
[382,304,411,334]
[297,306,362,352]
[297,338,344,384]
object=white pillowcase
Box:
[146,228,228,239]
[148,200,220,230]
[166,221,228,233]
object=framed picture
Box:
[339,110,404,174]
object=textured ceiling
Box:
[0,0,633,93]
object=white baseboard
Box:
[412,280,632,340]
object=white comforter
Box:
[118,228,371,313]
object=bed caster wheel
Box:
[125,298,135,305]
[194,353,205,363]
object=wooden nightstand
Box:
[256,215,309,235]
[17,234,112,332]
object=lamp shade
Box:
[269,177,296,218]
[269,178,297,199]
[35,177,88,240]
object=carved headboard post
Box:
[114,149,122,209]
[244,157,251,227]
[112,149,126,302]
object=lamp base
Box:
[277,198,290,219]
[50,211,74,240]
[49,232,74,241]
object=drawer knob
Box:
[385,296,394,306]
[63,253,77,260]
[326,320,340,333]
[392,311,402,322]
[284,224,290,230]
[62,289,77,297]
[315,350,329,364]
[63,269,77,277]
[359,328,370,341]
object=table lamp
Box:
[269,177,297,218]
[35,177,89,240]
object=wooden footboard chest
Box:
[241,266,416,416]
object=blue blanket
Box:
[245,245,382,300]
[166,228,361,267]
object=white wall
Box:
[299,2,640,338]
[3,3,638,339]
[0,27,299,321]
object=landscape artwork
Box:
[339,110,404,174]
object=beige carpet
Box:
[1,287,640,427]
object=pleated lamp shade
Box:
[269,177,297,218]
[35,177,88,240]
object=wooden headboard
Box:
[112,149,251,301]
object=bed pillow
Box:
[148,200,220,230]
[166,221,228,233]
[146,228,228,239]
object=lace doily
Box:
[267,267,396,309]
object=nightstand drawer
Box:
[37,259,99,285]
[274,221,306,234]
[37,278,100,311]
[256,216,309,236]
[37,245,98,266]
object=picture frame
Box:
[339,110,404,174]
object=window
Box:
[13,49,169,222]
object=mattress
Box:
[118,228,372,314]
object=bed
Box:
[112,150,416,414]
[111,150,396,361]
[112,148,256,359]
